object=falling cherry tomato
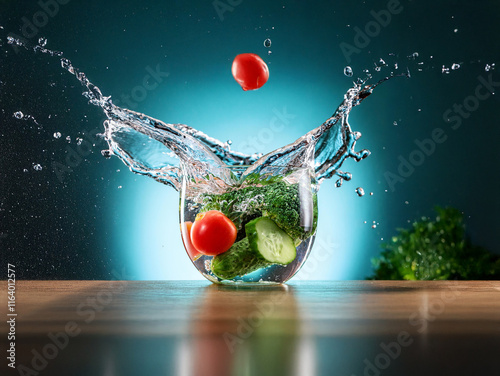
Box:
[231,53,269,91]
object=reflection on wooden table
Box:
[1,281,499,376]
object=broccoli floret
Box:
[199,180,318,243]
[262,182,318,242]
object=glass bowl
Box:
[179,165,318,284]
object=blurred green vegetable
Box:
[369,206,500,280]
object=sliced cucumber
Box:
[211,238,269,280]
[211,217,297,280]
[246,217,297,265]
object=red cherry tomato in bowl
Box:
[231,53,269,91]
[181,221,201,260]
[190,211,237,255]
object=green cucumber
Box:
[246,217,297,265]
[211,217,297,280]
[211,238,269,280]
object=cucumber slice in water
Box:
[211,217,297,280]
[211,238,269,280]
[246,217,297,265]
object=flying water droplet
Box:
[65,136,71,143]
[451,63,460,70]
[13,111,24,119]
[33,164,42,171]
[344,66,353,77]
[53,132,62,139]
[485,64,492,72]
[263,38,272,48]
[355,187,365,197]
[101,149,112,158]
[38,37,47,47]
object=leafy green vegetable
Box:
[369,206,500,280]
[199,180,318,243]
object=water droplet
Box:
[453,29,458,33]
[263,38,272,48]
[408,52,419,60]
[23,168,28,173]
[355,187,365,197]
[451,63,460,70]
[118,185,122,189]
[370,192,373,196]
[371,224,377,229]
[268,50,272,55]
[394,63,399,70]
[53,132,61,139]
[405,200,409,205]
[335,178,343,188]
[485,64,491,72]
[13,111,23,119]
[441,65,450,74]
[33,164,42,171]
[344,66,353,77]
[101,149,112,158]
[60,58,75,74]
[393,121,398,126]
[38,37,47,47]
[76,137,83,145]
[65,136,71,143]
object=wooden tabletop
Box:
[2,280,500,376]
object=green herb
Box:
[369,206,500,280]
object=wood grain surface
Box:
[1,280,499,376]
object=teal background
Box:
[1,0,499,280]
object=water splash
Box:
[4,30,409,193]
[56,56,408,191]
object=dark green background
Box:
[1,0,499,280]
